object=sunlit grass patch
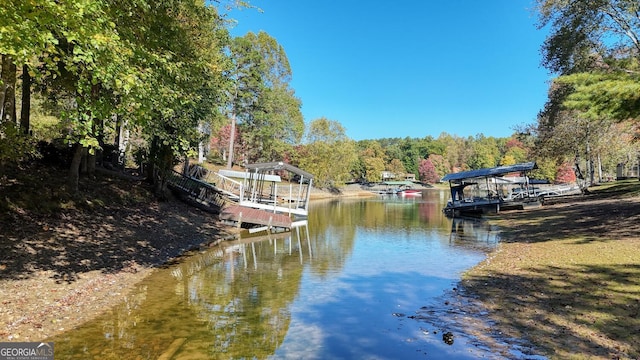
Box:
[588,179,640,198]
[462,184,640,359]
[463,238,640,359]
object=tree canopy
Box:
[532,0,640,183]
[226,31,303,165]
[4,0,637,195]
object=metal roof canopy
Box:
[239,161,314,218]
[245,161,314,180]
[219,169,282,182]
[441,162,537,182]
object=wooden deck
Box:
[219,205,292,231]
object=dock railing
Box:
[166,170,226,212]
[185,165,243,202]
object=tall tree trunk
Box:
[20,64,31,134]
[68,144,85,193]
[87,151,96,176]
[80,147,88,174]
[88,84,101,174]
[1,55,17,123]
[226,114,236,169]
[114,115,133,169]
[597,155,602,183]
[88,117,103,176]
[114,114,128,168]
[154,144,173,199]
[182,155,189,175]
[197,122,206,164]
[148,136,173,199]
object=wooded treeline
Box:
[1,0,639,196]
[530,0,640,184]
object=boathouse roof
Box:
[218,169,282,182]
[441,162,537,182]
[245,161,315,180]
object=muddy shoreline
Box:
[0,181,375,342]
[0,196,239,342]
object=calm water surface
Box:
[51,191,523,359]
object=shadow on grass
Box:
[0,164,227,282]
[462,263,640,359]
[496,193,640,245]
[465,181,640,358]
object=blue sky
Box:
[227,1,551,141]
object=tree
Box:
[387,158,406,178]
[534,75,640,183]
[428,154,450,179]
[363,157,385,183]
[536,1,640,124]
[1,0,105,173]
[536,0,640,75]
[467,134,500,169]
[1,0,64,127]
[358,140,386,183]
[438,132,471,171]
[398,137,423,176]
[1,55,17,123]
[104,0,230,195]
[535,1,640,181]
[228,31,303,165]
[501,137,528,165]
[298,118,356,188]
[556,69,640,121]
[210,122,243,163]
[555,162,577,184]
[1,0,245,194]
[418,158,438,184]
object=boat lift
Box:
[219,161,315,232]
[441,162,538,216]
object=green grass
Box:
[587,178,640,198]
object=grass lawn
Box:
[461,179,640,359]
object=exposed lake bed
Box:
[2,180,639,359]
[44,193,529,359]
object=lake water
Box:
[50,190,528,359]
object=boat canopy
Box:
[219,169,282,182]
[441,162,537,182]
[244,161,315,180]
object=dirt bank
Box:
[309,183,378,199]
[0,163,243,342]
[0,168,376,342]
[0,198,238,341]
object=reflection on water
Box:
[51,190,515,359]
[449,216,501,249]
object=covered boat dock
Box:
[441,162,538,216]
[219,161,314,232]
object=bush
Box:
[0,122,39,168]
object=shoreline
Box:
[0,198,238,342]
[0,182,379,342]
